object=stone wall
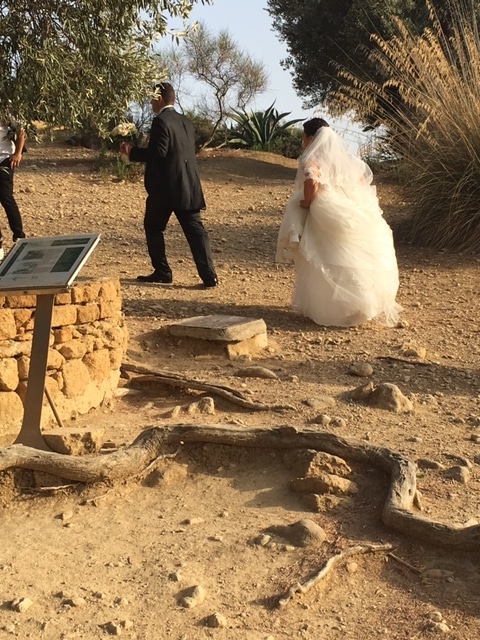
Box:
[0,278,128,444]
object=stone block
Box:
[0,391,23,436]
[44,427,106,455]
[51,304,78,327]
[62,359,90,398]
[83,349,111,381]
[77,303,100,324]
[58,339,87,360]
[0,358,19,391]
[0,309,17,340]
[71,281,101,304]
[4,294,36,309]
[99,299,121,319]
[169,315,267,342]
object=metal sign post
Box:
[0,234,100,450]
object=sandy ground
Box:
[0,142,479,639]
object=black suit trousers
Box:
[144,194,216,283]
[0,160,25,244]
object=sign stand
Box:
[14,293,56,449]
[0,234,100,450]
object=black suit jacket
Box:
[129,107,205,211]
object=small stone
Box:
[266,519,327,548]
[346,561,358,573]
[234,366,277,379]
[182,517,205,526]
[252,534,272,547]
[443,466,470,484]
[106,620,123,635]
[64,596,86,607]
[169,571,182,582]
[121,620,134,630]
[428,611,444,623]
[348,362,374,377]
[204,612,227,628]
[180,584,206,608]
[11,597,33,613]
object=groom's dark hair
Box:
[303,118,329,137]
[153,82,175,105]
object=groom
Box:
[120,82,217,287]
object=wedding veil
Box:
[300,126,373,188]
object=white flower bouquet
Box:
[110,122,137,138]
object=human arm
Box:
[9,128,25,169]
[300,178,318,209]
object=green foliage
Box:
[96,149,143,182]
[266,0,480,114]
[269,127,303,159]
[0,0,210,137]
[156,22,268,148]
[183,111,227,151]
[228,103,303,152]
[331,0,480,251]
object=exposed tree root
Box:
[1,424,479,550]
[277,543,393,608]
[121,363,295,411]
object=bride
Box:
[276,118,402,327]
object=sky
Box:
[168,0,368,152]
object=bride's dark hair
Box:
[303,118,329,137]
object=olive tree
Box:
[0,0,211,135]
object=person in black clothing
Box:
[120,82,217,287]
[0,116,26,260]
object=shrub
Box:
[331,0,480,252]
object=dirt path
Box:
[0,142,479,639]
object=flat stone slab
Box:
[168,315,267,343]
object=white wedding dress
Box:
[276,126,402,327]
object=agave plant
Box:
[228,102,302,150]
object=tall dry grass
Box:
[331,0,480,252]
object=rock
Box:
[300,493,350,513]
[234,366,277,379]
[251,534,272,547]
[330,417,347,428]
[283,450,351,477]
[186,397,215,415]
[266,519,327,547]
[368,383,414,412]
[11,597,33,613]
[105,620,123,635]
[204,612,227,628]
[43,427,105,455]
[64,596,86,607]
[416,458,445,470]
[348,382,375,402]
[304,395,336,410]
[291,472,358,496]
[348,362,374,377]
[179,584,206,608]
[311,413,331,426]
[404,346,427,359]
[182,517,205,525]
[443,466,470,484]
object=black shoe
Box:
[136,272,172,283]
[202,278,218,288]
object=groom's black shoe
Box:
[202,277,218,288]
[136,271,173,284]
